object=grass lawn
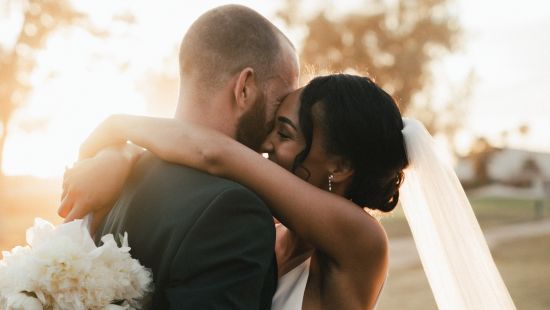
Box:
[471,197,550,228]
[381,196,550,238]
[376,195,550,308]
[376,233,550,309]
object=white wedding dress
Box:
[271,258,384,310]
[271,259,310,310]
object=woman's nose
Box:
[260,132,275,154]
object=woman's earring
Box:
[328,174,334,192]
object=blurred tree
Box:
[0,0,85,176]
[277,0,463,133]
[522,157,541,178]
[469,137,496,186]
[518,123,530,137]
[0,0,133,176]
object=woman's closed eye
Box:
[277,130,292,141]
[275,116,298,142]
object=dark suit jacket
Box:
[95,153,277,309]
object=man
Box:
[59,5,299,309]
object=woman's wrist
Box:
[119,143,145,164]
[97,142,143,163]
[78,114,129,159]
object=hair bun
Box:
[368,171,404,213]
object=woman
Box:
[61,74,515,309]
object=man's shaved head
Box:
[179,4,294,91]
[175,5,299,149]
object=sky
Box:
[454,0,550,153]
[1,0,549,177]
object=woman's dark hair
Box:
[293,74,409,212]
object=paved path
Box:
[389,218,550,269]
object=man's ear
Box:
[233,67,259,112]
[328,156,354,184]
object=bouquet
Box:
[0,218,152,310]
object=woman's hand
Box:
[59,145,140,234]
[78,115,125,160]
[59,113,229,234]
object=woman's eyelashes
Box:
[277,130,291,140]
[276,123,295,141]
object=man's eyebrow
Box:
[277,116,298,130]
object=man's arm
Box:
[166,186,276,309]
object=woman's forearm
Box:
[99,115,383,265]
[108,115,231,176]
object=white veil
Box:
[399,118,516,309]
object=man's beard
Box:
[236,95,269,152]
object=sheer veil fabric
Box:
[400,118,516,309]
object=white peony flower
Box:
[0,218,153,310]
[4,292,43,310]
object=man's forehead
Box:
[273,65,299,91]
[265,74,295,98]
[276,46,300,87]
[276,75,298,92]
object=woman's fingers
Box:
[58,195,74,219]
[62,172,72,200]
[59,189,92,222]
[79,141,95,160]
[64,201,89,223]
